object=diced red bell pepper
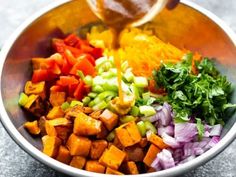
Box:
[32,69,57,83]
[61,57,72,75]
[56,76,79,87]
[68,84,78,97]
[52,38,66,53]
[74,80,86,100]
[50,85,66,92]
[70,56,95,76]
[50,53,64,67]
[64,34,79,47]
[90,47,103,59]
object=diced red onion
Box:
[151,157,162,171]
[158,125,174,136]
[157,149,175,169]
[209,124,223,136]
[173,149,183,163]
[204,136,220,150]
[178,155,196,165]
[175,123,198,143]
[150,102,172,126]
[162,132,181,148]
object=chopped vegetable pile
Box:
[19,28,235,175]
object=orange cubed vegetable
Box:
[99,145,126,170]
[146,131,169,149]
[56,146,72,164]
[143,144,161,167]
[73,112,101,136]
[49,91,66,106]
[126,161,139,174]
[115,121,141,147]
[55,126,72,143]
[113,135,123,150]
[24,81,46,99]
[48,118,71,126]
[90,140,108,160]
[42,135,61,157]
[106,167,124,175]
[24,120,40,135]
[96,123,109,139]
[99,109,118,131]
[66,134,91,156]
[147,167,156,173]
[24,94,39,109]
[85,160,105,173]
[45,121,57,136]
[38,116,47,136]
[70,156,86,169]
[139,138,148,148]
[89,110,102,119]
[47,106,64,119]
[125,146,144,162]
[83,107,93,114]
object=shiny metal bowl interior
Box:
[0,0,236,176]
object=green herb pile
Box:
[153,54,236,125]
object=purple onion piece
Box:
[162,132,181,148]
[157,149,175,169]
[175,123,198,143]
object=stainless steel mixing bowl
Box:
[0,0,236,176]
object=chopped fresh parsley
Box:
[153,54,236,126]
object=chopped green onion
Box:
[70,100,83,107]
[130,106,139,116]
[120,116,136,124]
[92,85,104,93]
[88,100,95,107]
[95,57,108,67]
[92,101,107,110]
[142,92,150,101]
[93,76,105,85]
[77,70,85,80]
[123,71,134,82]
[137,121,147,137]
[106,131,115,141]
[61,102,70,111]
[93,96,102,104]
[144,121,157,134]
[18,93,29,106]
[134,76,148,88]
[139,105,156,117]
[82,97,91,106]
[97,91,117,100]
[101,71,116,79]
[84,75,93,86]
[88,92,97,98]
[121,60,129,71]
[130,84,140,99]
[102,81,118,92]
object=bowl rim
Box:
[0,0,236,176]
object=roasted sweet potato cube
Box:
[66,134,91,156]
[146,132,169,149]
[48,118,71,126]
[99,145,126,170]
[126,161,139,174]
[90,110,102,119]
[139,138,148,148]
[115,121,141,147]
[24,94,46,117]
[24,81,46,99]
[47,106,64,119]
[99,109,118,131]
[70,156,86,169]
[73,112,101,136]
[65,105,84,119]
[55,126,72,143]
[56,146,72,164]
[125,146,145,162]
[113,135,124,150]
[83,107,93,114]
[147,167,156,173]
[24,120,40,135]
[38,116,47,136]
[90,140,108,160]
[106,167,124,175]
[96,123,109,139]
[85,160,105,173]
[45,121,57,136]
[49,91,66,106]
[42,135,61,157]
[143,144,161,167]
